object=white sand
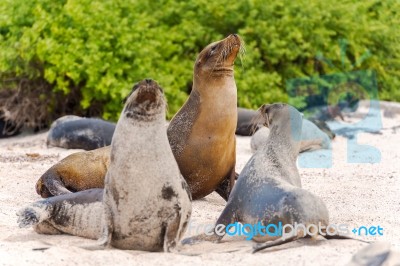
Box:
[0,104,399,266]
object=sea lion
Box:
[183,103,360,251]
[236,107,260,136]
[35,146,110,198]
[18,79,192,251]
[167,33,243,200]
[250,118,331,153]
[47,116,116,150]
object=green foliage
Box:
[0,0,399,122]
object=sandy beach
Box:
[0,102,399,265]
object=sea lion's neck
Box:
[193,74,237,100]
[253,136,301,187]
[266,125,301,159]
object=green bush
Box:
[0,0,399,124]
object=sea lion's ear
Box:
[262,104,273,114]
[122,83,140,104]
[208,44,218,57]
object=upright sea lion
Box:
[36,34,243,201]
[183,104,356,251]
[18,79,192,251]
[167,34,242,200]
[47,116,116,150]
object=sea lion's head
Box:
[259,103,303,141]
[194,34,243,80]
[123,79,166,121]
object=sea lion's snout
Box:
[124,79,165,119]
[224,34,242,59]
[229,33,240,45]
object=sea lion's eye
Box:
[209,45,217,55]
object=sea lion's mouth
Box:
[123,79,165,120]
[130,110,152,117]
[221,34,242,60]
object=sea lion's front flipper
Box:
[162,207,182,252]
[252,235,299,253]
[215,167,237,201]
[82,187,114,250]
[182,200,236,245]
[299,139,323,153]
[36,169,73,197]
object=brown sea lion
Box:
[18,79,192,251]
[36,34,243,201]
[35,146,110,198]
[167,33,242,200]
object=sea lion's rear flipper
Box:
[17,189,104,239]
[36,169,73,198]
[215,168,237,201]
[252,235,299,253]
[323,234,370,243]
[17,202,52,228]
[299,139,323,153]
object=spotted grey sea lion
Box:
[18,79,192,251]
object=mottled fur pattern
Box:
[17,79,192,252]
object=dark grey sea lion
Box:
[47,116,116,150]
[183,103,365,252]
